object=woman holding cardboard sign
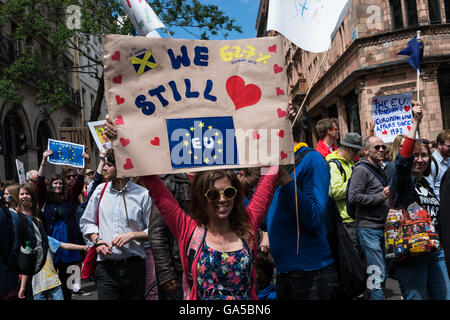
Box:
[104,108,294,300]
[387,101,450,300]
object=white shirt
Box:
[80,181,152,261]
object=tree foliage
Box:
[0,0,242,120]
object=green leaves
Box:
[0,0,242,118]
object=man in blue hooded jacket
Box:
[266,114,338,300]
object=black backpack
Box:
[0,202,49,275]
[289,148,366,299]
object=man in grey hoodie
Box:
[348,136,390,300]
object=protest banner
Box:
[372,92,413,143]
[57,127,92,168]
[47,139,85,168]
[15,159,26,185]
[103,34,294,177]
[88,120,111,153]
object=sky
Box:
[161,0,261,40]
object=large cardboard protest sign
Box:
[103,34,294,177]
[372,93,413,143]
[57,127,92,168]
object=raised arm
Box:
[140,175,195,242]
[246,166,279,230]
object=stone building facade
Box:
[0,12,107,181]
[256,0,450,146]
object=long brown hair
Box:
[47,173,69,202]
[18,183,41,218]
[190,170,254,242]
[415,139,432,177]
[391,134,406,160]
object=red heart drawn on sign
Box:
[382,130,388,135]
[115,116,124,125]
[151,137,160,146]
[276,87,284,96]
[273,64,283,74]
[268,44,277,53]
[407,125,411,130]
[226,76,262,111]
[277,108,287,118]
[113,75,122,84]
[277,130,285,138]
[280,151,288,160]
[373,98,378,103]
[120,138,130,147]
[123,158,134,170]
[112,51,120,61]
[115,95,125,105]
[252,131,260,140]
[404,106,411,112]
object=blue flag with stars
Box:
[166,116,239,170]
[47,139,85,168]
[397,37,424,71]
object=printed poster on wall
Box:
[103,34,294,177]
[372,92,413,144]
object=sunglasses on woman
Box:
[204,186,238,202]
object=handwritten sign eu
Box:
[104,35,294,177]
[372,92,413,143]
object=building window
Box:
[428,0,442,24]
[438,68,450,130]
[444,0,450,22]
[390,0,404,30]
[344,90,361,136]
[405,0,419,27]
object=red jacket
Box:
[140,172,277,300]
[316,139,337,158]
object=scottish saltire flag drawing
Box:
[166,116,239,170]
[47,139,85,168]
[397,37,424,71]
[266,0,352,52]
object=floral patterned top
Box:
[196,242,251,300]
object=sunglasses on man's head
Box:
[65,174,76,179]
[204,186,238,202]
[373,145,387,151]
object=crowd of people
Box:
[1,100,450,301]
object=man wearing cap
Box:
[326,132,363,258]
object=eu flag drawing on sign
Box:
[397,37,424,71]
[129,50,158,76]
[47,139,85,168]
[166,116,239,170]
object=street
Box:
[72,277,403,301]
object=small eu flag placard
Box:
[166,116,239,170]
[47,139,85,168]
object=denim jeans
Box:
[394,249,450,300]
[34,285,64,300]
[356,227,386,300]
[276,263,339,300]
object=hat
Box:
[340,132,363,150]
[85,169,94,174]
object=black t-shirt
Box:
[414,177,440,234]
